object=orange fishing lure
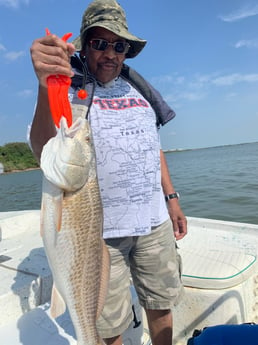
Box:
[46,29,73,128]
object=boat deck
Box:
[0,210,146,344]
[1,210,258,345]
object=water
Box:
[0,169,43,212]
[166,142,258,224]
[0,142,257,224]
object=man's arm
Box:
[29,34,75,161]
[30,86,56,162]
[160,149,187,240]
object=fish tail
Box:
[50,283,66,318]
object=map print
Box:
[88,78,163,238]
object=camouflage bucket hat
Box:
[73,0,146,58]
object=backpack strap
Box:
[70,55,176,127]
[121,64,176,127]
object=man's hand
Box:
[167,200,187,240]
[30,34,75,87]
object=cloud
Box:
[150,70,258,110]
[164,88,206,106]
[0,43,6,52]
[150,73,188,87]
[225,92,238,99]
[18,89,33,98]
[0,0,29,9]
[0,41,25,62]
[188,73,219,90]
[4,50,25,61]
[219,4,258,22]
[234,39,258,49]
[178,91,206,101]
[212,73,258,86]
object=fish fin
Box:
[50,283,66,318]
[54,192,63,232]
[96,240,110,319]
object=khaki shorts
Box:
[96,219,184,339]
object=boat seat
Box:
[180,248,257,289]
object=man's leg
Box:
[130,220,183,345]
[97,237,134,342]
[104,309,173,345]
[145,309,173,345]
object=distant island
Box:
[0,142,39,174]
[163,148,190,153]
[163,141,258,154]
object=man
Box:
[30,0,187,344]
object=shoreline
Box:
[0,167,40,176]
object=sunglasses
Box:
[89,39,130,54]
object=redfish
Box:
[40,111,109,345]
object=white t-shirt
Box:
[75,77,169,239]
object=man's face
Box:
[83,27,127,84]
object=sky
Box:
[0,0,257,150]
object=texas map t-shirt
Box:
[86,77,169,239]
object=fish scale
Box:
[40,114,109,345]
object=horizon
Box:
[1,139,257,153]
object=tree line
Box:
[0,142,39,173]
